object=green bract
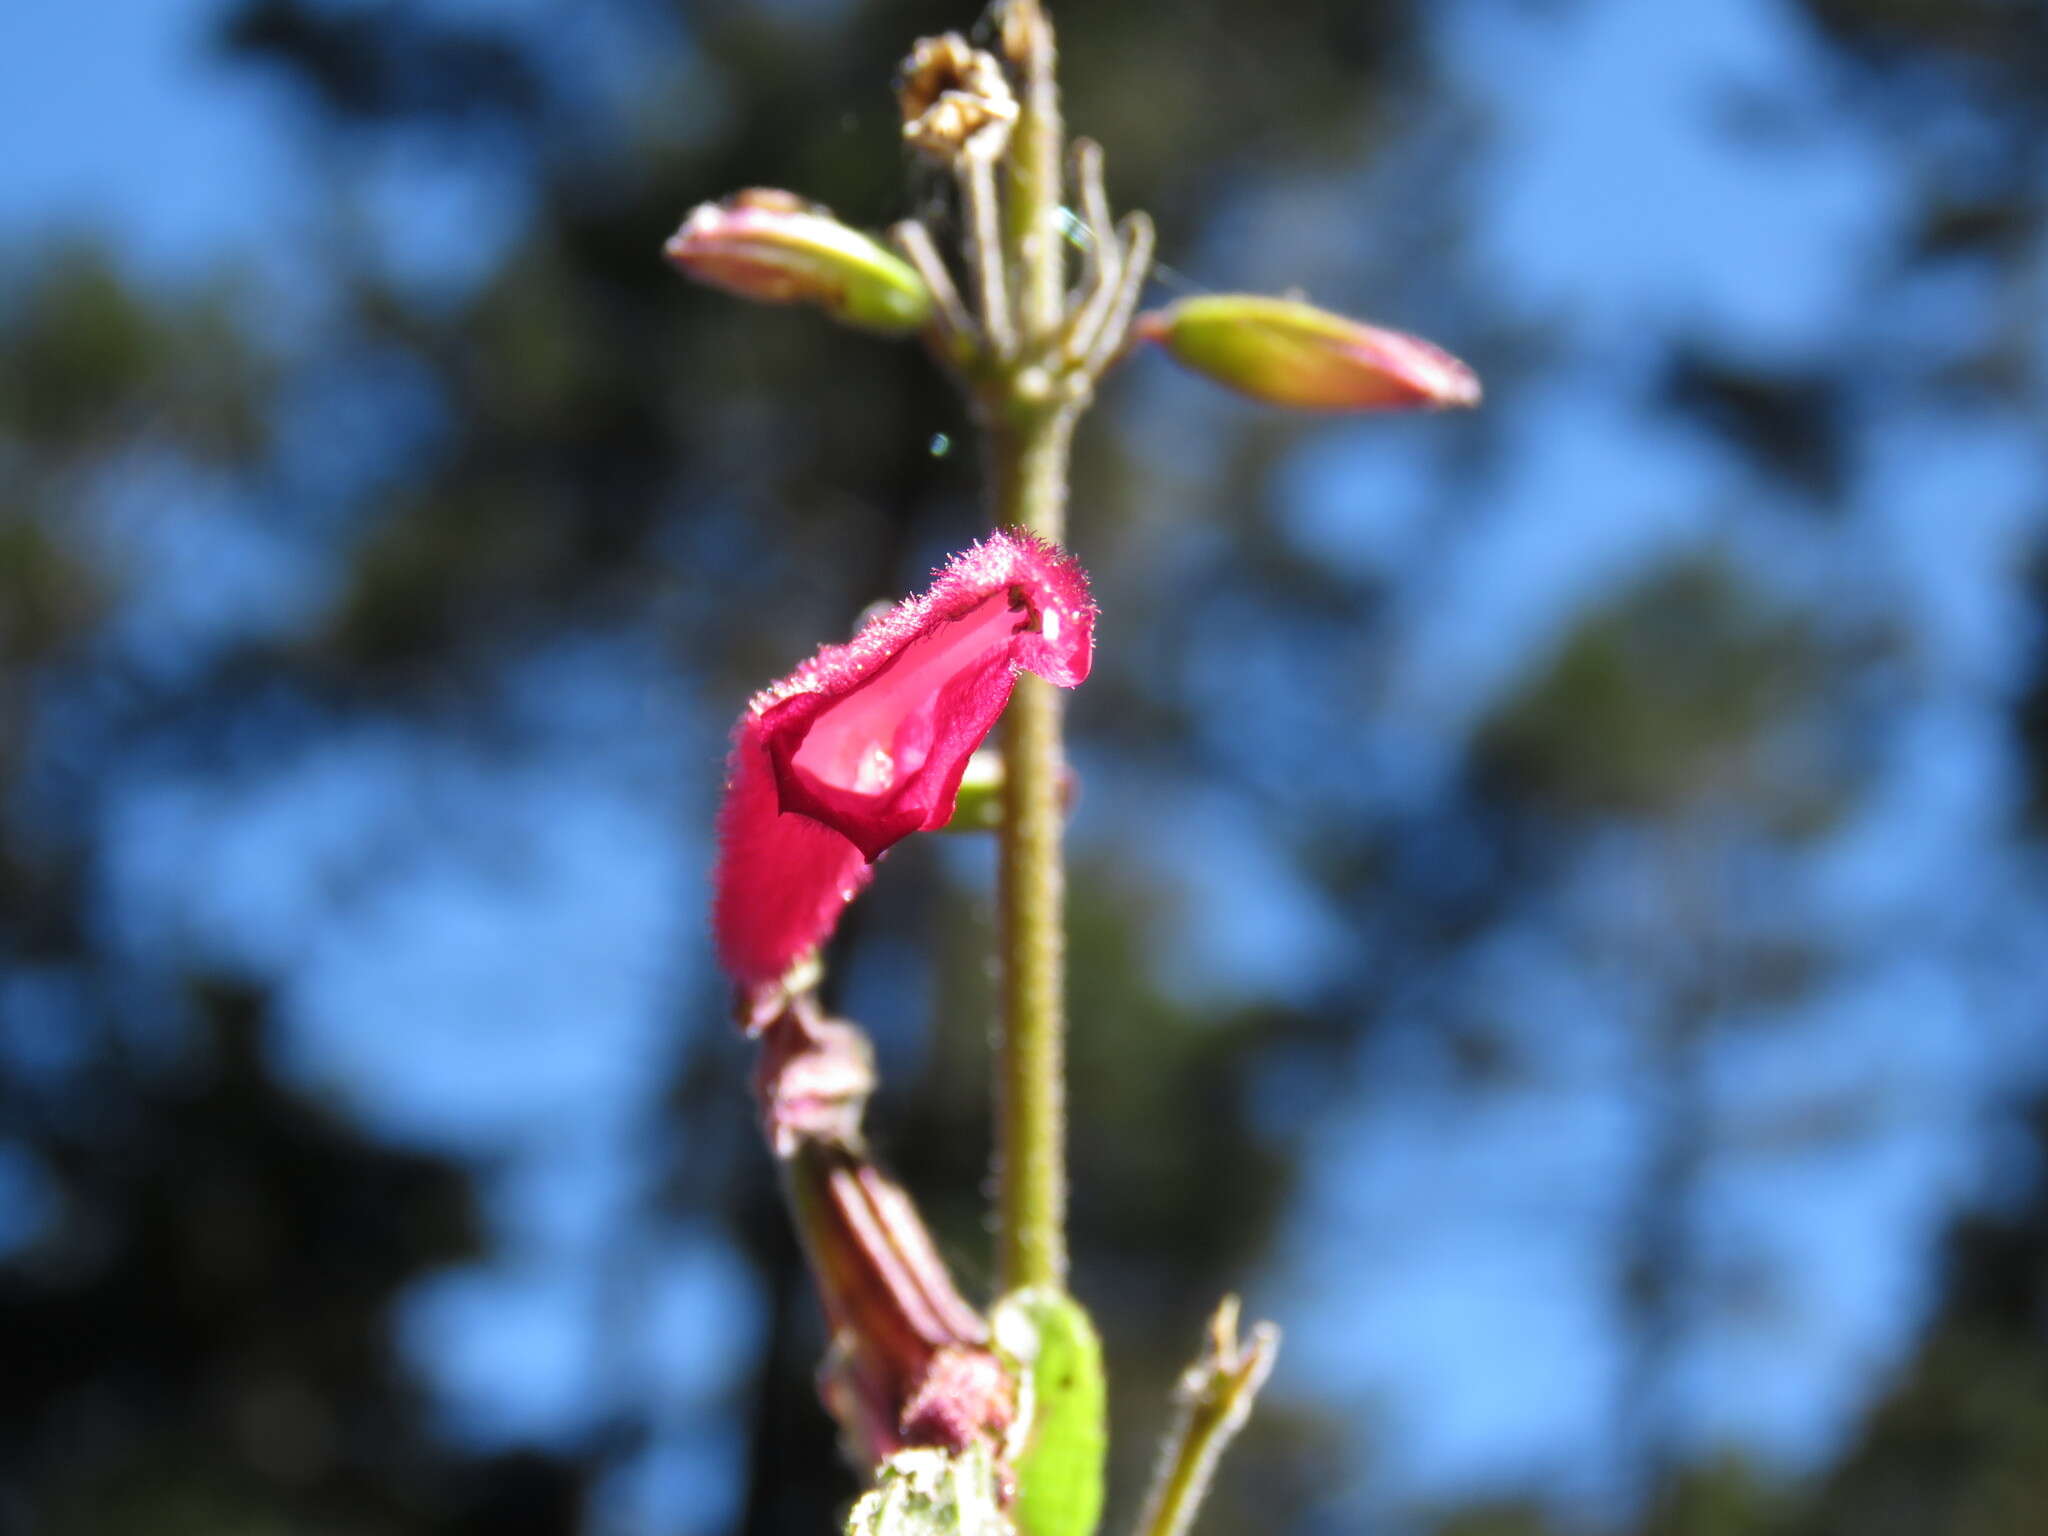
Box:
[994,1286,1108,1536]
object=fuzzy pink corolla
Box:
[713,531,1094,1000]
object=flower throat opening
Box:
[782,589,1031,853]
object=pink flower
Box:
[714,532,1094,998]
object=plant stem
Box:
[987,404,1075,1294]
[987,0,1072,1295]
[985,406,1074,544]
[1134,1298,1280,1536]
[1002,0,1065,348]
[997,678,1067,1288]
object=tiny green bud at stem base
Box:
[941,749,1007,832]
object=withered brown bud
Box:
[896,33,1017,163]
[788,1142,1015,1467]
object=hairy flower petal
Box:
[713,532,1094,995]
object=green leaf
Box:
[993,1286,1108,1536]
[846,1446,1007,1536]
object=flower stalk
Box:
[995,656,1069,1290]
[998,0,1066,351]
[984,388,1077,1296]
[987,0,1075,1295]
[670,0,1482,1526]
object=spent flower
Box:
[789,1139,1015,1466]
[897,34,1018,164]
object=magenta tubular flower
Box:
[713,532,1094,998]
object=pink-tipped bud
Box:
[1134,294,1481,412]
[665,189,934,335]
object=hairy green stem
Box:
[985,406,1074,544]
[986,404,1074,1294]
[1001,0,1066,348]
[980,0,1075,1296]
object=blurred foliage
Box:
[0,517,97,671]
[2,983,579,1536]
[0,248,270,462]
[1477,561,1819,821]
[1797,1111,2048,1536]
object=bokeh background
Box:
[5,0,2048,1532]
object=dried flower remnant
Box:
[752,993,876,1156]
[754,991,1015,1470]
[712,532,1094,996]
[897,33,1019,164]
[1135,293,1481,412]
[846,1446,1006,1536]
[664,189,935,334]
[790,1140,1017,1466]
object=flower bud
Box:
[664,190,934,335]
[939,749,1005,833]
[938,750,1080,835]
[1134,294,1481,412]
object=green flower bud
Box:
[665,189,935,335]
[1134,294,1481,412]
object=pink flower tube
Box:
[714,532,1094,1001]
